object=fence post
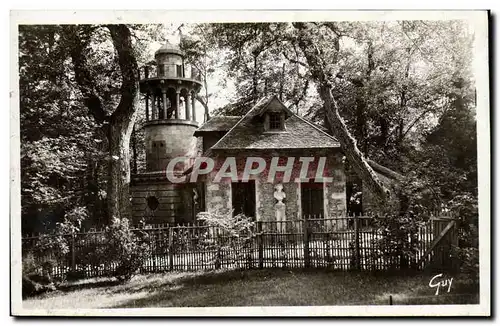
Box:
[257,221,263,269]
[303,219,310,268]
[168,227,174,271]
[354,215,361,270]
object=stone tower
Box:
[140,41,202,172]
[130,41,203,225]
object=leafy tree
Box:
[182,21,476,213]
[19,25,105,232]
[179,24,216,122]
[60,24,140,224]
[20,24,166,232]
[194,23,313,117]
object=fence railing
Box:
[22,215,453,280]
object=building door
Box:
[301,180,324,219]
[231,180,256,219]
[193,182,206,219]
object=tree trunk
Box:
[105,25,139,221]
[279,63,285,101]
[293,22,391,206]
[319,84,390,205]
[355,89,368,154]
[196,94,210,122]
[107,114,137,220]
[131,124,138,175]
[252,49,260,104]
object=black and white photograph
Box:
[9,10,490,316]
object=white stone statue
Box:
[274,184,286,233]
[193,188,198,206]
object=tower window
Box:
[146,196,159,211]
[176,65,183,77]
[269,112,283,130]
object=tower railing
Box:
[139,65,202,82]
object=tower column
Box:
[155,95,160,119]
[145,92,150,121]
[156,95,161,119]
[185,92,191,120]
[191,92,196,122]
[151,95,157,120]
[175,90,180,119]
[162,89,168,120]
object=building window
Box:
[231,180,256,218]
[269,112,282,130]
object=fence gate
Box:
[417,217,458,271]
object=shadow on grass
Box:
[108,269,283,308]
[108,268,479,308]
[57,279,122,293]
[37,268,478,308]
[104,269,276,297]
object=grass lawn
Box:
[23,269,479,309]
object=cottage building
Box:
[130,42,400,226]
[193,95,347,223]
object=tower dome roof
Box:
[155,41,184,56]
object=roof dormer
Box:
[252,95,293,133]
[264,111,286,132]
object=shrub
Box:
[22,253,57,298]
[448,193,479,281]
[371,213,423,270]
[71,232,109,278]
[197,210,255,268]
[22,207,90,296]
[451,246,479,282]
[104,217,151,282]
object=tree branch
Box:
[62,25,108,124]
[401,109,433,139]
[106,24,139,122]
[282,50,308,67]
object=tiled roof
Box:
[155,41,183,56]
[193,116,242,136]
[210,95,340,150]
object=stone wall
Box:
[204,178,231,215]
[202,149,346,225]
[324,154,348,229]
[144,120,198,172]
[130,181,190,225]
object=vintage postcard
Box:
[10,10,490,316]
